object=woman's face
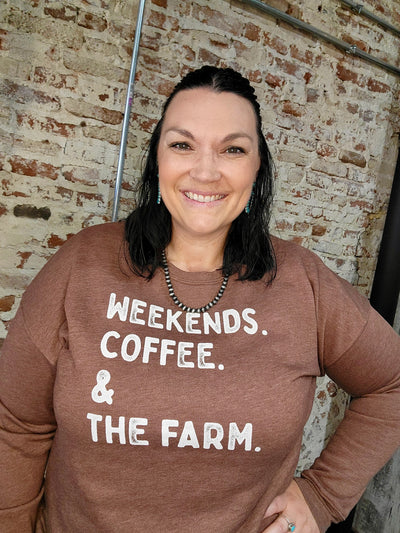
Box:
[157,88,260,245]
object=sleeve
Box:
[0,231,78,531]
[0,309,57,532]
[294,253,400,531]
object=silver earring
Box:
[157,183,161,205]
[245,185,254,214]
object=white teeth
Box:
[185,192,224,203]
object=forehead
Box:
[162,88,258,134]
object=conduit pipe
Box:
[341,0,400,38]
[370,138,400,325]
[240,0,400,77]
[111,0,146,222]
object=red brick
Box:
[0,295,15,312]
[76,191,104,207]
[265,73,283,88]
[77,11,107,31]
[44,5,77,22]
[282,101,303,117]
[367,78,390,93]
[65,99,123,125]
[275,219,293,231]
[130,112,158,133]
[0,29,9,50]
[182,45,195,62]
[342,34,368,52]
[294,221,309,232]
[336,64,359,84]
[306,88,319,102]
[192,4,242,34]
[1,178,28,198]
[290,44,314,65]
[63,166,100,186]
[9,156,59,180]
[264,33,288,55]
[317,143,337,157]
[312,225,327,236]
[275,57,300,77]
[347,103,358,114]
[17,113,76,137]
[140,54,180,77]
[350,199,373,211]
[339,150,366,168]
[33,66,78,90]
[248,70,262,84]
[16,251,32,269]
[199,48,220,66]
[244,22,261,42]
[209,38,229,50]
[0,80,61,109]
[147,10,167,29]
[141,32,162,52]
[47,234,67,248]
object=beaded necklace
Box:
[161,250,229,313]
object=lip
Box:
[183,191,226,203]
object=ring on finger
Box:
[282,515,296,532]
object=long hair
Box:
[125,65,276,282]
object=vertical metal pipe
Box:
[370,137,400,325]
[111,0,146,222]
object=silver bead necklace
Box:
[161,250,229,313]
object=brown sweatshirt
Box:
[0,222,399,532]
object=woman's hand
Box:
[261,480,319,533]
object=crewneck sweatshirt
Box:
[0,221,399,532]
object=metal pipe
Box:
[341,0,400,38]
[370,137,400,325]
[240,0,400,77]
[111,0,146,222]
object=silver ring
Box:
[283,515,296,532]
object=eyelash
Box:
[169,143,246,154]
[170,142,191,150]
[226,146,245,154]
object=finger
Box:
[261,513,296,533]
[264,493,288,518]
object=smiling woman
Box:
[1,66,400,533]
[125,66,276,283]
[157,88,260,268]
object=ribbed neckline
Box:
[166,261,225,286]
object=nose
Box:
[189,150,221,182]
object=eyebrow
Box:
[164,128,255,143]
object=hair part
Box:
[125,65,276,283]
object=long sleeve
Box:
[0,228,76,531]
[292,247,400,531]
[0,309,57,531]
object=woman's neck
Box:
[165,234,225,272]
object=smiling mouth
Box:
[184,192,226,203]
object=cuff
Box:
[294,477,333,532]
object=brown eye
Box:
[170,142,191,151]
[226,146,245,154]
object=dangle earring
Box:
[245,184,255,214]
[157,176,161,205]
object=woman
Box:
[0,66,399,533]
